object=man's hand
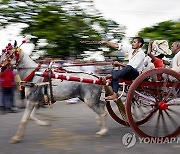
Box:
[149,40,154,45]
[99,40,119,49]
[112,61,120,67]
[104,74,112,80]
[99,40,107,45]
[112,61,126,67]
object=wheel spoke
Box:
[137,107,158,125]
[132,101,139,120]
[137,104,147,117]
[164,82,178,102]
[156,86,162,101]
[164,110,179,128]
[135,90,156,104]
[153,110,161,137]
[166,108,180,117]
[167,98,180,106]
[161,111,169,136]
[161,75,169,99]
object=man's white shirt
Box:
[118,43,145,72]
[172,51,180,72]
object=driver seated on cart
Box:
[100,37,145,100]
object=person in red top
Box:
[0,64,16,113]
[147,41,170,80]
[153,57,164,68]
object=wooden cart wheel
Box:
[126,68,180,139]
[106,92,155,127]
[105,82,153,127]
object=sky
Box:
[0,0,179,53]
[0,23,34,55]
[94,0,180,37]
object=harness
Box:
[22,64,41,85]
[44,61,56,105]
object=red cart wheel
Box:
[106,93,154,126]
[126,68,180,139]
[106,85,154,127]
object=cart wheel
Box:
[106,93,153,127]
[105,86,151,127]
[126,68,180,139]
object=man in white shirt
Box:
[100,37,145,100]
[171,41,180,73]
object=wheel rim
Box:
[126,68,180,138]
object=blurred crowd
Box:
[60,58,112,104]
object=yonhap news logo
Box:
[122,132,180,148]
[122,132,136,148]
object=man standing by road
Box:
[0,64,16,113]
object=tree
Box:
[0,0,125,57]
[138,20,180,46]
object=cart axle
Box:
[158,101,168,110]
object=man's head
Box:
[171,42,180,54]
[132,37,144,49]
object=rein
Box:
[17,65,100,79]
[53,69,100,78]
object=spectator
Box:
[171,41,180,73]
[0,67,2,114]
[0,64,16,113]
[144,41,171,80]
[148,41,171,66]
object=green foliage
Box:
[138,20,180,47]
[0,0,125,57]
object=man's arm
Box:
[163,59,170,65]
[147,41,156,62]
[99,41,119,49]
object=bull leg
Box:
[9,100,36,143]
[30,106,50,126]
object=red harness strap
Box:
[23,64,41,82]
[20,64,41,90]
